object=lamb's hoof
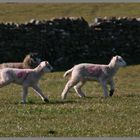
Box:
[21,101,26,104]
[44,98,49,103]
[61,95,66,100]
[109,90,114,97]
[80,95,86,98]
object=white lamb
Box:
[61,55,126,99]
[0,61,53,103]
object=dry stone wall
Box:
[0,17,140,70]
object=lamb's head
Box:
[113,55,127,67]
[23,53,42,68]
[30,53,41,65]
[40,61,53,72]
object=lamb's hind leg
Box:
[74,81,86,98]
[61,79,79,100]
[0,72,13,88]
[0,80,11,88]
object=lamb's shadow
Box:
[48,96,101,104]
[122,94,140,98]
[14,99,79,105]
[14,95,102,105]
[48,100,79,105]
[86,94,140,99]
[85,96,99,99]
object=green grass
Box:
[0,65,140,136]
[0,3,140,23]
[0,3,140,137]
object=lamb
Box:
[0,53,41,69]
[61,55,126,99]
[0,61,53,104]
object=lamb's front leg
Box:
[100,80,108,97]
[32,85,49,102]
[109,79,115,96]
[21,85,28,104]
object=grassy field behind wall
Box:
[0,3,140,23]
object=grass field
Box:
[0,3,140,23]
[0,3,140,137]
[0,65,140,137]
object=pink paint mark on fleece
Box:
[17,71,27,78]
[87,66,102,76]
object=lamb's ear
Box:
[116,55,119,61]
[113,55,117,58]
[45,61,49,65]
[40,61,46,67]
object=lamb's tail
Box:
[63,67,74,78]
